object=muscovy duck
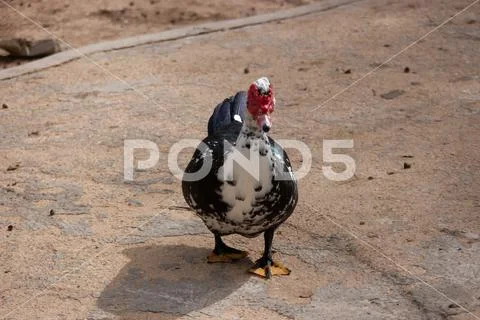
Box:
[182,77,298,278]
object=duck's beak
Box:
[257,114,271,133]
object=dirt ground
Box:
[0,0,480,319]
[0,0,313,68]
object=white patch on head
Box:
[254,77,270,94]
[233,114,242,123]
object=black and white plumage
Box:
[182,77,298,278]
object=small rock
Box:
[4,270,10,273]
[406,238,413,242]
[359,221,365,225]
[402,155,414,158]
[380,89,405,100]
[0,38,60,58]
[404,67,410,73]
[403,162,411,169]
[299,291,314,298]
[387,171,395,175]
[49,209,55,216]
[127,199,143,207]
[7,225,13,231]
[6,163,20,171]
[344,69,351,74]
[243,67,249,74]
[367,176,374,180]
[28,131,39,136]
[384,44,391,47]
[129,1,134,6]
[2,103,8,109]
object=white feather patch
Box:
[233,114,242,123]
[217,130,274,227]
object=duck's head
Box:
[246,77,275,133]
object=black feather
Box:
[207,91,247,136]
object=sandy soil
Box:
[0,0,479,319]
[0,0,313,68]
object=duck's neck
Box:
[240,114,267,140]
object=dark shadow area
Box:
[97,244,253,318]
[0,55,36,69]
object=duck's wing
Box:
[207,91,247,136]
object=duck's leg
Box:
[248,228,291,279]
[207,233,248,263]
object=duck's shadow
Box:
[97,244,253,318]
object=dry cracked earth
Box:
[0,0,479,319]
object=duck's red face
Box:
[247,77,275,132]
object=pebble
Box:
[127,199,143,207]
[6,163,20,171]
[299,290,314,298]
[380,89,405,100]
